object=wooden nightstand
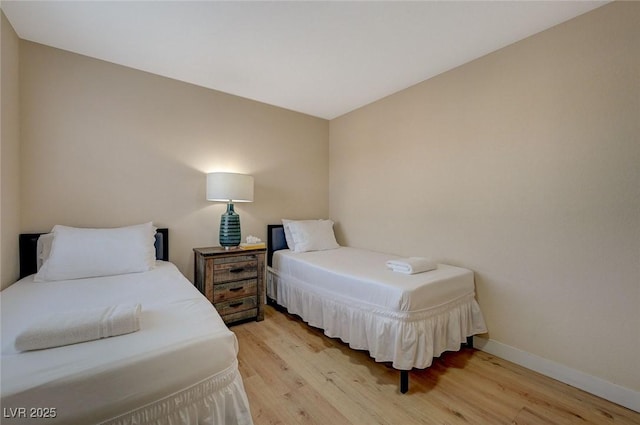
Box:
[193,247,266,325]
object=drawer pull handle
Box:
[230,267,244,273]
[230,286,244,292]
[229,302,243,308]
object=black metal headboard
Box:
[267,224,288,267]
[19,228,169,279]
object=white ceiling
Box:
[2,1,608,119]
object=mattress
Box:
[268,247,487,369]
[1,261,253,425]
[272,247,475,312]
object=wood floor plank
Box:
[234,325,304,396]
[511,407,557,425]
[231,305,640,425]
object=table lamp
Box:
[206,172,254,248]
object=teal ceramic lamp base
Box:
[219,203,241,249]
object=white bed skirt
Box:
[101,360,253,425]
[268,269,487,370]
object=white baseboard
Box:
[473,336,639,413]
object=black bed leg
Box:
[400,370,409,394]
[465,336,474,348]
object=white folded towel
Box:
[386,257,437,274]
[15,304,141,352]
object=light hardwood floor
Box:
[234,305,639,425]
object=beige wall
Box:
[1,11,21,289]
[330,2,639,393]
[18,41,329,281]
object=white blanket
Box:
[271,247,475,312]
[15,304,141,352]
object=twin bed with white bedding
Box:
[1,224,253,425]
[267,221,487,392]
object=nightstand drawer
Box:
[213,256,258,283]
[213,278,257,303]
[215,296,257,316]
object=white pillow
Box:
[286,219,339,253]
[281,219,298,251]
[36,233,54,271]
[34,222,157,282]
